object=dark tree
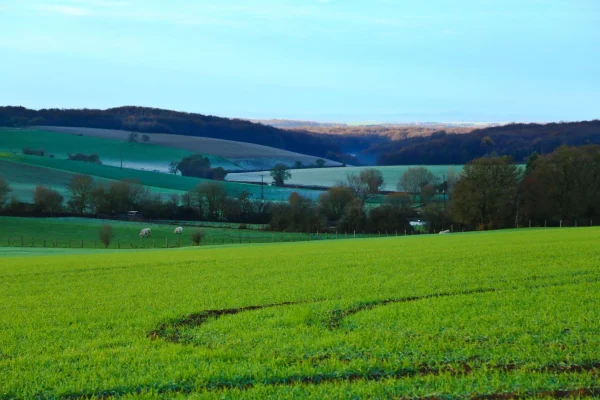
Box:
[33,186,64,214]
[98,225,114,248]
[67,174,94,214]
[450,156,521,229]
[0,175,11,209]
[270,164,291,187]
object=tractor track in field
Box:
[30,274,597,399]
[22,363,600,400]
[147,273,600,343]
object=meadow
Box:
[0,217,310,249]
[0,228,598,398]
[227,165,464,191]
[0,155,321,203]
[0,128,243,172]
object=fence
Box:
[0,221,596,251]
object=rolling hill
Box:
[35,126,341,170]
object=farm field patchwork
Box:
[35,126,340,170]
[0,128,242,172]
[227,165,465,191]
[0,155,322,202]
[0,228,598,398]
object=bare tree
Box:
[398,167,437,201]
[346,168,384,204]
[0,175,11,209]
[98,225,113,248]
[33,186,64,215]
[67,174,94,214]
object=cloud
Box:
[36,4,92,16]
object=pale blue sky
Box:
[0,0,598,122]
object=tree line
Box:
[373,120,600,165]
[0,106,343,160]
[1,144,598,232]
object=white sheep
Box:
[439,230,450,234]
[174,227,183,235]
[139,228,152,238]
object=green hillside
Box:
[0,154,321,202]
[0,128,243,171]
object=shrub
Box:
[191,230,204,246]
[238,223,248,230]
[68,153,102,164]
[23,148,45,156]
[33,186,63,214]
[142,134,150,142]
[98,225,113,248]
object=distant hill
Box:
[372,120,600,165]
[35,126,341,170]
[0,106,346,160]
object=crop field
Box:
[0,155,322,202]
[0,128,242,172]
[1,228,599,398]
[227,165,465,191]
[36,126,340,170]
[0,217,310,249]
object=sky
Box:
[0,0,598,123]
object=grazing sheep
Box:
[439,230,450,234]
[139,228,152,238]
[174,227,183,235]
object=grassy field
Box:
[36,126,340,170]
[0,217,310,249]
[0,154,322,202]
[0,228,598,398]
[0,128,242,172]
[227,165,464,191]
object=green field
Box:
[0,154,321,202]
[1,228,598,398]
[0,128,242,172]
[227,165,464,191]
[0,217,309,249]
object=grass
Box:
[227,165,465,191]
[0,154,322,202]
[0,217,309,249]
[0,227,599,398]
[0,128,242,171]
[35,126,339,170]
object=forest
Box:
[0,106,345,159]
[1,107,599,166]
[373,120,600,165]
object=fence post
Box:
[354,230,356,238]
[31,238,34,247]
[153,240,155,248]
[545,220,547,228]
[44,239,46,248]
[117,239,120,249]
[575,219,578,227]
[529,220,531,228]
[404,230,407,236]
[166,237,168,248]
[7,238,10,247]
[560,220,563,228]
[21,236,23,247]
[81,240,84,248]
